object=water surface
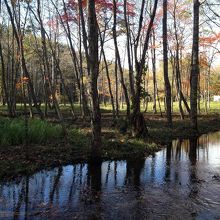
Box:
[1,132,220,219]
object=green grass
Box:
[0,117,63,146]
[0,118,160,180]
[0,101,220,181]
[140,101,220,114]
[100,101,220,114]
[0,101,220,115]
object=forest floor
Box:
[1,103,220,181]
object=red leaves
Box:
[95,0,113,9]
[68,0,87,9]
[66,0,136,17]
[60,13,78,23]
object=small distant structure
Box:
[213,95,220,102]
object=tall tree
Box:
[36,0,63,122]
[163,0,172,127]
[4,0,44,119]
[190,0,200,130]
[124,0,135,103]
[87,0,102,159]
[132,0,158,137]
[113,0,130,117]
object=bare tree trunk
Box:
[113,0,130,117]
[163,0,172,127]
[190,0,200,131]
[115,56,119,117]
[132,0,158,137]
[78,20,90,119]
[78,0,90,75]
[4,0,44,119]
[172,4,191,118]
[36,0,63,122]
[99,29,116,119]
[87,0,102,159]
[198,73,201,114]
[0,42,12,116]
[52,0,89,118]
[151,32,157,114]
[124,0,135,103]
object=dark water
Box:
[1,133,220,219]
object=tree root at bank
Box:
[132,113,148,138]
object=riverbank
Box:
[0,113,220,181]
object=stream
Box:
[1,132,220,219]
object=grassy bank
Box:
[148,114,220,144]
[0,117,160,181]
[0,113,220,181]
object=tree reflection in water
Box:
[1,132,220,219]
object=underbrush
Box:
[68,128,90,146]
[103,138,159,159]
[1,114,220,180]
[0,117,63,146]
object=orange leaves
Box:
[16,76,29,89]
[82,0,87,7]
[16,82,22,89]
[200,32,220,46]
[21,76,29,83]
[200,54,209,68]
[149,43,160,50]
